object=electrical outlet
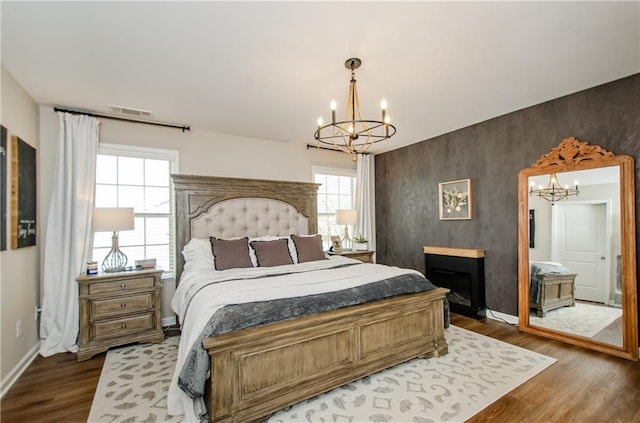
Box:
[16,320,22,338]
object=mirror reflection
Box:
[527,166,622,347]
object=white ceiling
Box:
[2,1,639,154]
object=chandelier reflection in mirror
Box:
[529,173,579,205]
[314,58,396,155]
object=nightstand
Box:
[328,250,375,263]
[76,268,164,361]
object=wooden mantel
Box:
[423,246,485,258]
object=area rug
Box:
[87,336,181,423]
[89,326,556,423]
[529,301,622,339]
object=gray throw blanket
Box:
[178,272,449,399]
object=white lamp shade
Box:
[93,207,135,232]
[336,209,357,226]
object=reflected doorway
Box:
[552,202,610,303]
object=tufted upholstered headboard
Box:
[172,174,320,282]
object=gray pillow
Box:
[291,234,327,263]
[210,237,252,270]
[250,239,294,267]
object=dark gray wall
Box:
[375,73,640,316]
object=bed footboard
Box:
[202,287,448,423]
[531,273,577,317]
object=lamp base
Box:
[102,232,128,273]
[341,226,353,251]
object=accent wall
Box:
[375,73,640,316]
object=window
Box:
[313,166,356,249]
[92,144,179,278]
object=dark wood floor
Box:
[2,315,639,422]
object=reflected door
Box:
[553,203,608,303]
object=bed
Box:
[168,174,449,423]
[530,261,577,317]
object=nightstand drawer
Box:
[91,313,154,340]
[89,276,155,295]
[91,293,154,319]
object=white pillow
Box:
[248,235,298,265]
[182,238,215,271]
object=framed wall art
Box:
[0,125,6,251]
[439,178,472,220]
[529,209,535,248]
[11,135,37,248]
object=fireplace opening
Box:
[424,246,486,319]
[430,269,473,307]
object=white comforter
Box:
[167,256,423,422]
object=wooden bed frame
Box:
[172,174,449,423]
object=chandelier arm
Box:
[315,122,397,142]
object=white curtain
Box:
[39,112,100,357]
[355,154,375,252]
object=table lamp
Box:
[336,209,357,251]
[93,207,135,272]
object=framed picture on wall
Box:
[529,209,535,248]
[439,178,472,220]
[11,135,37,248]
[0,125,6,251]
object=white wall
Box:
[38,105,355,323]
[0,66,41,391]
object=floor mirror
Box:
[518,137,638,361]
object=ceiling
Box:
[2,1,639,154]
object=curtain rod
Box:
[53,107,191,132]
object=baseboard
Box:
[0,341,40,399]
[162,316,176,327]
[486,309,519,325]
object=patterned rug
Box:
[529,301,622,339]
[88,326,556,423]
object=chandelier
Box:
[529,173,579,205]
[314,58,396,155]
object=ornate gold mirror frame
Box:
[518,137,638,361]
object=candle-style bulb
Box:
[317,117,323,127]
[330,100,336,123]
[380,98,387,110]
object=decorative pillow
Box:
[182,238,215,270]
[209,237,253,270]
[291,234,327,263]
[248,235,298,265]
[250,239,294,267]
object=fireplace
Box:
[424,246,486,319]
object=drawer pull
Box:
[121,324,127,329]
[120,283,127,289]
[120,302,127,308]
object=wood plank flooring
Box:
[2,315,639,422]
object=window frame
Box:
[312,165,357,249]
[94,143,179,279]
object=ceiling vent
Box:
[108,105,153,118]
